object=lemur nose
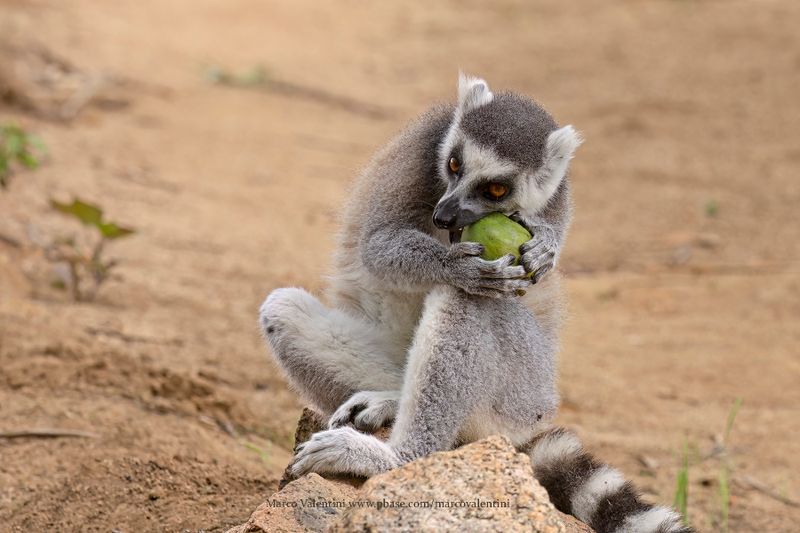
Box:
[433,210,457,230]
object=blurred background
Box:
[0,1,798,531]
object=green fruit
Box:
[461,212,531,262]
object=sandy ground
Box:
[1,1,798,531]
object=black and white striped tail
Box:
[524,428,693,533]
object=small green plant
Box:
[47,198,135,301]
[0,124,47,188]
[705,199,719,218]
[718,398,742,532]
[673,439,690,526]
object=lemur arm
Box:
[361,227,450,290]
[512,180,572,282]
[361,226,528,298]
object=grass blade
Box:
[673,439,690,526]
[719,397,742,532]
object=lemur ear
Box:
[535,125,583,201]
[457,72,493,114]
[545,125,583,164]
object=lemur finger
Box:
[497,253,517,267]
[292,427,369,476]
[520,238,552,256]
[295,431,340,460]
[532,264,553,284]
[479,255,526,278]
[478,277,531,295]
[522,248,555,273]
[496,266,527,280]
[478,253,515,269]
[481,264,527,280]
[354,404,395,433]
[292,448,328,476]
[519,240,536,256]
[301,434,335,453]
[451,241,485,258]
[328,404,365,429]
[328,393,371,429]
[291,457,310,476]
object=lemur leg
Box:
[260,287,404,415]
[292,286,486,477]
[389,285,486,460]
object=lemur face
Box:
[433,74,581,241]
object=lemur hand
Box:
[445,242,529,298]
[511,214,559,284]
[329,390,399,432]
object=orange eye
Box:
[486,183,508,200]
[448,157,460,173]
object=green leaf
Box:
[50,198,104,227]
[0,156,8,188]
[240,65,268,86]
[28,134,48,155]
[705,199,719,218]
[673,439,690,526]
[4,130,24,155]
[723,397,742,445]
[98,221,135,240]
[719,465,730,532]
[17,150,39,169]
[50,197,135,240]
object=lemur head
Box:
[434,73,582,241]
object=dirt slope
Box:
[1,1,798,531]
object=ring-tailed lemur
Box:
[260,74,691,533]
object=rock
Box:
[279,408,326,489]
[694,232,722,249]
[335,435,589,533]
[227,473,359,533]
[229,412,592,533]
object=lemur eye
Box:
[485,183,509,200]
[448,157,460,173]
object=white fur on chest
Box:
[328,260,426,366]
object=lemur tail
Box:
[523,428,693,533]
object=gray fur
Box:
[461,91,558,171]
[261,74,569,464]
[522,428,692,533]
[259,75,688,533]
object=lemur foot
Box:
[511,214,559,284]
[329,390,399,432]
[291,427,400,477]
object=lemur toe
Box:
[328,404,365,429]
[291,427,400,477]
[353,404,396,432]
[329,391,399,430]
